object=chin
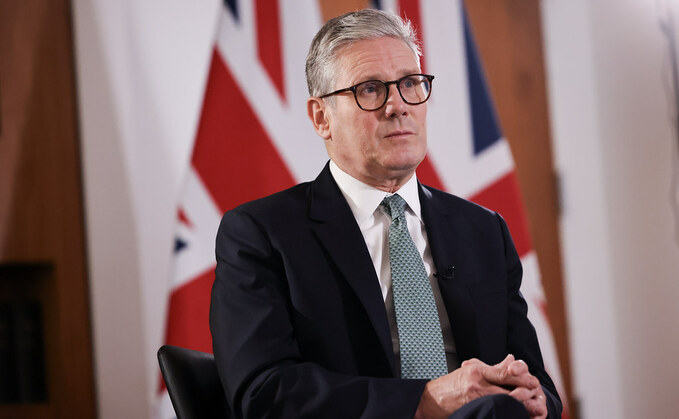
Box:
[379,162,422,177]
[383,152,426,172]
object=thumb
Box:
[496,354,515,368]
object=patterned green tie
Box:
[382,194,448,379]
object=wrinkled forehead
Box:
[333,36,420,66]
[331,37,421,83]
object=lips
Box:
[384,130,415,138]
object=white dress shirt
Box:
[329,161,459,374]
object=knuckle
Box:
[494,367,508,381]
[470,368,483,381]
[462,358,479,367]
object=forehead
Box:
[334,37,420,85]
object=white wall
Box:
[72,1,220,417]
[542,0,679,417]
[72,0,679,417]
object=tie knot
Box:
[382,194,407,219]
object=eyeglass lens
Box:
[355,75,431,110]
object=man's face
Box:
[312,37,428,190]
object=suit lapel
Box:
[308,164,396,372]
[419,184,480,361]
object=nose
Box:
[383,83,408,117]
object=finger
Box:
[482,363,511,385]
[481,383,513,397]
[496,354,515,369]
[507,359,529,376]
[522,394,547,418]
[461,358,484,368]
[507,363,540,389]
[508,386,537,403]
[483,364,538,389]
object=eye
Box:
[401,76,418,89]
[356,81,381,96]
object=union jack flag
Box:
[158,1,567,417]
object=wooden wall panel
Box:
[464,0,575,415]
[0,0,95,417]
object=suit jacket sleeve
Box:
[498,214,562,418]
[210,208,427,419]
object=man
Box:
[210,9,561,419]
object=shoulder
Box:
[420,183,499,222]
[420,183,517,261]
[419,182,512,249]
[233,181,310,214]
[215,181,314,254]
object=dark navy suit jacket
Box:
[210,162,562,418]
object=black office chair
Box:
[157,345,230,419]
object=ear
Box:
[307,97,332,140]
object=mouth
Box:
[384,130,415,139]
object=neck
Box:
[348,166,415,193]
[370,176,411,193]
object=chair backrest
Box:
[157,345,230,419]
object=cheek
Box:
[348,116,376,144]
[359,115,380,137]
[416,107,428,129]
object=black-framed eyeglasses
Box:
[318,74,434,111]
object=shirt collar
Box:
[329,160,422,226]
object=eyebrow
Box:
[352,70,422,84]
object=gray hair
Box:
[305,9,421,98]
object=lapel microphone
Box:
[434,265,455,279]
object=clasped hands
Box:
[414,354,547,419]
